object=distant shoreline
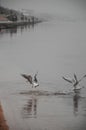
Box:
[0,20,42,29]
[0,6,43,29]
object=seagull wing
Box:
[74,74,78,82]
[34,74,38,83]
[21,74,32,84]
[27,75,33,84]
[78,75,86,83]
[21,74,28,80]
[62,76,73,83]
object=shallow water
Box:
[0,0,86,129]
[0,81,86,130]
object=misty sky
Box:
[1,0,86,20]
[0,0,86,82]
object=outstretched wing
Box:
[62,76,73,83]
[34,74,38,83]
[27,75,33,84]
[74,73,78,82]
[21,74,32,84]
[21,74,28,79]
[78,75,86,83]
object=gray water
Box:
[0,0,86,130]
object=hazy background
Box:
[1,0,86,21]
[0,1,86,130]
[0,0,86,84]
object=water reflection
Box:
[22,96,37,118]
[0,23,35,38]
[10,27,17,37]
[73,91,80,116]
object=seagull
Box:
[21,72,39,88]
[62,74,86,90]
[33,72,39,88]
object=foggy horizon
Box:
[1,0,86,22]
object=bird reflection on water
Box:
[22,96,37,118]
[73,91,80,116]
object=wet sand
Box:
[0,103,9,130]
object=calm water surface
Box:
[0,0,86,130]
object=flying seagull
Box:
[62,74,86,89]
[21,72,39,88]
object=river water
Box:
[0,0,86,130]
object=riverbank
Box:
[0,20,42,29]
[0,103,9,130]
[0,6,43,29]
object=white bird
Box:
[62,74,86,90]
[21,72,39,88]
